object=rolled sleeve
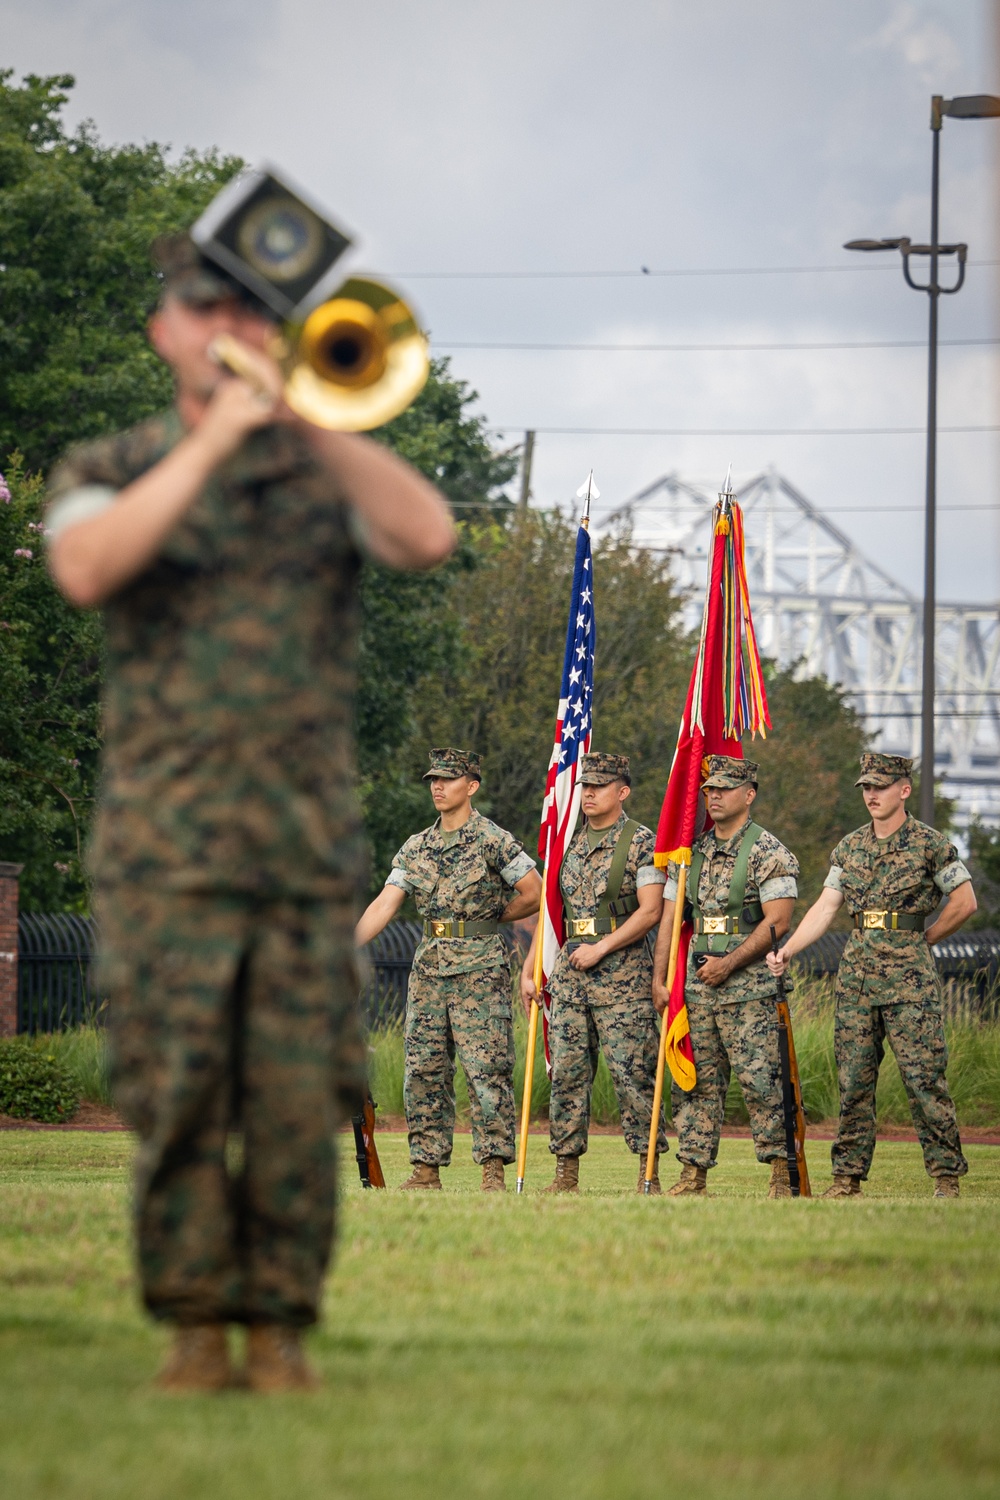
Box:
[501,850,537,887]
[46,484,117,539]
[636,865,666,889]
[386,867,413,894]
[935,859,972,895]
[759,875,797,903]
[824,865,844,893]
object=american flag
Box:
[535,513,596,1050]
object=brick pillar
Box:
[0,862,23,1036]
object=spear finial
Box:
[576,470,600,528]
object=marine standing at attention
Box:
[45,226,456,1392]
[355,750,541,1192]
[768,753,976,1198]
[653,756,800,1198]
[520,752,668,1194]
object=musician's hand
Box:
[196,337,285,462]
[694,954,733,988]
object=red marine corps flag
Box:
[643,471,770,1185]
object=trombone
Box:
[211,275,429,432]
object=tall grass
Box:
[29,973,1000,1129]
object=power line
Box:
[438,336,999,353]
[483,424,1000,437]
[394,259,1000,281]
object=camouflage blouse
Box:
[825,816,971,999]
[47,410,366,899]
[388,810,536,977]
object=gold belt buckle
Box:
[702,916,728,935]
[863,910,887,931]
[573,918,597,937]
[431,920,449,938]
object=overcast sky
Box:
[4,0,999,600]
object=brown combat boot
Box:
[543,1155,580,1193]
[933,1175,961,1199]
[665,1162,708,1196]
[155,1324,233,1393]
[768,1159,793,1199]
[481,1158,506,1192]
[399,1163,442,1191]
[822,1174,863,1198]
[245,1324,320,1393]
[637,1152,662,1195]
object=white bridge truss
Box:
[604,469,1000,831]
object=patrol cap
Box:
[702,755,759,789]
[579,752,631,786]
[152,233,256,310]
[423,748,482,782]
[855,752,914,789]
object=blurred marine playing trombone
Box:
[45,171,456,1393]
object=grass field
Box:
[2,1130,999,1500]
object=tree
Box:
[0,461,102,910]
[0,71,243,471]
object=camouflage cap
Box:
[579,752,631,786]
[855,752,914,789]
[151,233,258,310]
[422,748,482,782]
[702,755,759,789]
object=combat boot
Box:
[822,1174,862,1198]
[245,1324,320,1393]
[933,1175,961,1199]
[768,1159,793,1199]
[481,1158,506,1192]
[399,1163,442,1191]
[155,1323,233,1393]
[665,1162,708,1196]
[543,1155,580,1193]
[637,1152,661,1195]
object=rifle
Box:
[351,1093,386,1189]
[769,925,811,1198]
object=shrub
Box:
[0,1037,80,1122]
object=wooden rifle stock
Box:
[351,1093,386,1189]
[770,925,811,1198]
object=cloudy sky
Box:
[4,0,999,600]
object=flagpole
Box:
[643,862,687,1192]
[516,489,593,1193]
[516,873,548,1193]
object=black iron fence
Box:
[16,913,1000,1033]
[16,914,427,1034]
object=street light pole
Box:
[845,92,1000,825]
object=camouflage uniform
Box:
[663,759,799,1171]
[47,411,369,1327]
[388,762,535,1167]
[547,755,667,1158]
[826,754,972,1181]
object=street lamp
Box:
[845,93,1000,826]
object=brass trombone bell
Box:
[212,276,429,431]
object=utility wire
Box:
[437,336,999,353]
[393,260,1000,280]
[483,424,1000,437]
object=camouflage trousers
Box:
[404,963,516,1166]
[671,995,785,1169]
[831,994,968,1180]
[547,967,668,1157]
[97,884,366,1328]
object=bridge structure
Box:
[602,469,1000,832]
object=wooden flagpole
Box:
[515,876,549,1193]
[644,862,687,1191]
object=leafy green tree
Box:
[0,460,101,910]
[966,821,1000,929]
[0,71,242,471]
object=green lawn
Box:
[1,1131,999,1500]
